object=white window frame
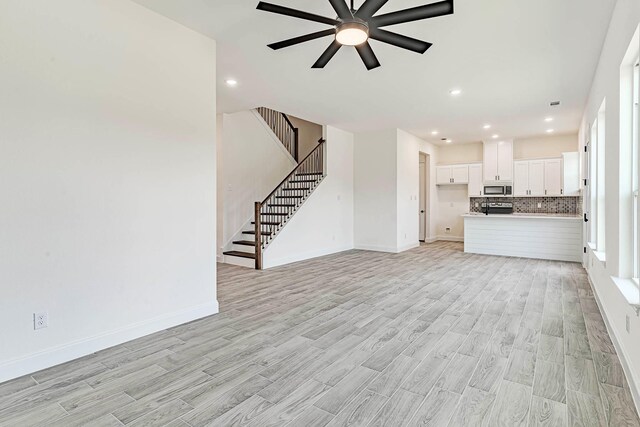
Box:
[633,60,639,284]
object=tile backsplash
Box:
[469,197,581,215]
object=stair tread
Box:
[223,251,255,259]
[251,221,279,225]
[233,240,255,246]
[242,230,272,236]
[268,204,296,207]
[296,172,323,176]
[275,195,303,198]
[289,180,317,183]
[283,188,310,191]
[261,212,288,216]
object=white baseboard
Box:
[587,275,640,414]
[397,242,420,252]
[436,235,464,242]
[424,237,438,243]
[0,301,219,384]
[264,246,353,269]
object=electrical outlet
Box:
[445,228,451,234]
[626,315,631,333]
[537,203,542,208]
[34,312,48,330]
[475,203,479,208]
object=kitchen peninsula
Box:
[463,212,583,262]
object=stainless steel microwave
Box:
[484,185,512,196]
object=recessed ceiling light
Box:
[544,117,554,122]
[449,89,462,96]
[492,134,499,139]
[546,129,555,133]
[225,79,238,87]
[431,131,439,136]
[483,124,491,130]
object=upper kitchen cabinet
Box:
[436,164,469,185]
[562,152,580,196]
[544,158,563,196]
[483,140,513,183]
[468,164,483,197]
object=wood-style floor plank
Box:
[1,242,638,426]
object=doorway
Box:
[419,153,430,242]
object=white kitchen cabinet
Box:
[544,158,563,196]
[562,152,580,196]
[529,160,545,196]
[436,166,452,185]
[483,140,513,182]
[513,158,564,196]
[436,165,469,185]
[514,161,529,196]
[451,165,469,184]
[483,142,499,182]
[497,141,513,181]
[468,164,483,197]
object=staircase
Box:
[256,107,299,161]
[223,108,326,269]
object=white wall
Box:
[263,126,354,268]
[219,110,296,255]
[354,129,438,251]
[397,130,426,250]
[514,133,579,159]
[579,0,640,410]
[0,0,218,382]
[435,186,469,241]
[354,129,399,252]
[438,142,483,165]
[288,115,323,160]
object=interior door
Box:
[419,160,426,241]
[529,160,545,196]
[484,142,498,182]
[513,161,530,196]
[544,159,563,196]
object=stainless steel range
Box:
[481,202,514,215]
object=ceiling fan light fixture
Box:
[335,21,369,46]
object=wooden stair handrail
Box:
[261,138,326,206]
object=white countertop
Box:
[463,213,582,220]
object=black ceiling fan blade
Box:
[371,0,453,27]
[268,29,336,50]
[355,42,381,70]
[369,28,432,53]
[355,0,389,19]
[257,2,340,26]
[312,41,342,68]
[328,0,353,19]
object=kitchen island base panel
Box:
[463,216,582,262]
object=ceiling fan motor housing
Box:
[335,20,369,46]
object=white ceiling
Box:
[133,0,616,145]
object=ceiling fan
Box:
[257,0,454,70]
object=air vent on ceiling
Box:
[550,101,560,106]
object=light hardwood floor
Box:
[1,242,639,426]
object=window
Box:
[587,101,607,256]
[588,121,597,246]
[633,60,639,282]
[597,102,606,254]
